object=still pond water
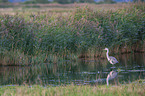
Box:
[0,53,145,86]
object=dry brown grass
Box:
[0,3,130,15]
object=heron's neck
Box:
[106,50,110,60]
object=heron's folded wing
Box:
[109,56,119,63]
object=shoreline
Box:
[0,79,144,96]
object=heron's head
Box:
[104,48,109,51]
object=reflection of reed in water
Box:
[106,71,118,86]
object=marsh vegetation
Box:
[0,2,145,65]
[0,2,145,96]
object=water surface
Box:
[0,53,145,86]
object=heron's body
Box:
[104,48,118,65]
[106,71,118,86]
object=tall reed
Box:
[0,3,145,65]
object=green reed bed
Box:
[0,80,144,96]
[0,3,145,65]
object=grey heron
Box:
[106,71,118,86]
[104,48,119,65]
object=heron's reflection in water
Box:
[94,70,118,86]
[106,70,118,86]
